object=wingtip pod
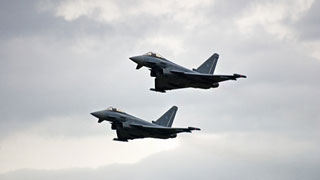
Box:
[113,138,128,142]
[233,73,247,79]
[188,127,201,131]
[150,88,166,93]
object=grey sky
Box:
[0,0,319,179]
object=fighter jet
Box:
[91,106,200,142]
[130,52,246,93]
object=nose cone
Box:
[129,56,142,63]
[91,111,103,119]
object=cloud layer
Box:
[0,0,319,179]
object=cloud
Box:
[0,0,320,178]
[236,0,314,39]
[0,130,179,173]
[1,0,319,138]
[54,0,213,27]
[1,132,319,180]
[293,0,320,41]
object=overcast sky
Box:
[0,0,319,179]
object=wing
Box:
[130,124,200,134]
[170,70,246,83]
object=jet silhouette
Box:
[130,52,246,92]
[91,106,200,142]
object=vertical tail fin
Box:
[152,106,178,127]
[194,53,219,74]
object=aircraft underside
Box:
[114,128,177,141]
[153,75,219,92]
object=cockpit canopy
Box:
[106,107,124,113]
[144,52,166,60]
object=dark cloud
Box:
[0,0,49,38]
[0,0,169,136]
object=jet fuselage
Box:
[130,52,246,92]
[91,107,199,141]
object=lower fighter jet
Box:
[91,106,200,142]
[130,52,246,93]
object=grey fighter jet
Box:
[130,52,247,92]
[91,106,200,142]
